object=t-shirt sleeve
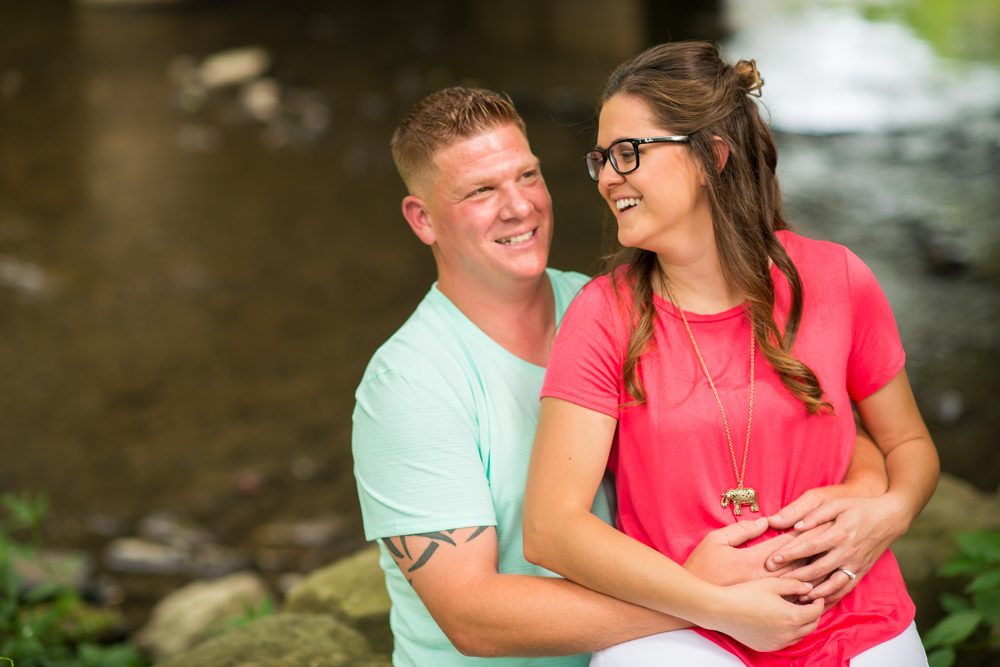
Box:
[542,279,625,418]
[352,366,497,541]
[845,249,906,401]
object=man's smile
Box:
[495,229,536,245]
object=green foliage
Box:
[923,529,1000,667]
[221,594,275,631]
[0,492,147,667]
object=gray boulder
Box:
[155,614,391,667]
[284,545,392,655]
[135,571,269,661]
[893,472,1000,630]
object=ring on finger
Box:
[838,568,857,580]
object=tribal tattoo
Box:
[382,526,491,584]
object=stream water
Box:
[1,0,997,633]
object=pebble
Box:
[240,78,281,123]
[237,471,262,497]
[86,513,123,537]
[936,389,965,425]
[14,549,92,593]
[138,511,217,550]
[192,545,253,578]
[290,455,317,480]
[197,46,271,90]
[254,515,345,548]
[104,538,191,575]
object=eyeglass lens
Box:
[585,140,640,182]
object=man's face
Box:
[416,124,553,290]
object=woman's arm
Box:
[765,368,939,602]
[523,397,825,652]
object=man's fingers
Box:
[770,496,848,532]
[767,525,841,571]
[768,490,824,530]
[708,517,770,547]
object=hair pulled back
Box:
[603,42,831,414]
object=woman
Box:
[522,43,939,666]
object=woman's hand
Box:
[703,578,826,652]
[684,517,809,585]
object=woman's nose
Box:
[598,158,624,190]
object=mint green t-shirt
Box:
[353,268,613,667]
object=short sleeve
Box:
[845,250,906,401]
[542,278,626,418]
[352,367,497,541]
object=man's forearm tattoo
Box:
[381,526,491,583]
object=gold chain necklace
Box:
[662,275,760,517]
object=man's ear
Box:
[402,195,435,246]
[713,135,730,173]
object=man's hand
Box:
[765,494,910,605]
[684,517,809,586]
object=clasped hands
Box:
[684,485,907,610]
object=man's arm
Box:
[381,525,690,657]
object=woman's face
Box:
[595,94,711,252]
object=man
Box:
[352,88,887,666]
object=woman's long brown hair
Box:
[603,42,831,414]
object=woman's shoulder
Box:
[777,229,852,266]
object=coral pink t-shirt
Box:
[541,231,913,666]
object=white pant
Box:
[591,621,927,667]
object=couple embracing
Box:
[352,42,939,667]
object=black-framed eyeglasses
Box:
[584,135,690,182]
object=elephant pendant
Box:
[721,486,759,516]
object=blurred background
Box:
[1,0,998,652]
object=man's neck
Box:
[437,271,556,367]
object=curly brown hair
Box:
[602,42,831,415]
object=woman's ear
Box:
[402,196,436,246]
[713,135,730,173]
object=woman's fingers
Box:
[708,517,771,547]
[798,569,852,601]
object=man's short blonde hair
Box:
[391,87,526,194]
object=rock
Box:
[104,537,190,574]
[198,46,271,90]
[284,545,392,655]
[240,78,281,123]
[192,545,254,578]
[138,511,217,550]
[156,614,391,667]
[13,549,92,593]
[254,515,346,548]
[86,513,123,537]
[894,472,1000,630]
[0,256,45,294]
[134,571,269,661]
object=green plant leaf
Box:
[972,587,1000,625]
[921,610,983,650]
[939,592,971,613]
[956,531,1000,563]
[927,647,956,667]
[939,552,988,577]
[24,582,67,605]
[965,568,1000,593]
